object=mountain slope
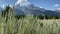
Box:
[14,4,60,16]
[0,7,2,11]
[14,4,45,15]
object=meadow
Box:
[0,14,60,34]
[0,6,60,34]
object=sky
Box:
[0,0,60,10]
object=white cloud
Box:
[56,8,60,10]
[9,5,13,8]
[53,4,60,7]
[2,4,5,8]
[15,0,31,6]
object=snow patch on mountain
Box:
[15,0,31,6]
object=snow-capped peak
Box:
[15,0,31,7]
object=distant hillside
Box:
[14,4,60,16]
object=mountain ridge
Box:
[14,4,60,16]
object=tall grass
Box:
[0,6,60,34]
[0,13,60,34]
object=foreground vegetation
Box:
[0,5,60,34]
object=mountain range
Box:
[14,4,60,16]
[0,4,60,16]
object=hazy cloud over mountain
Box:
[15,0,31,6]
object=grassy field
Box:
[0,14,60,34]
[0,6,60,34]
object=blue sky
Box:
[0,0,60,10]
